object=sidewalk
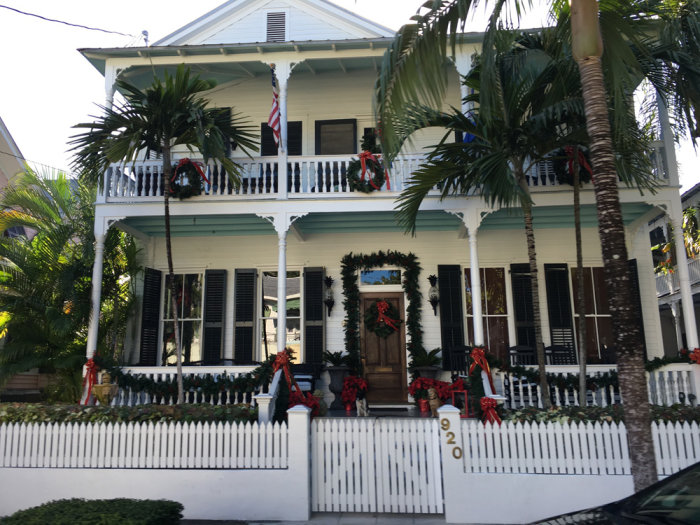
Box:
[183,513,450,524]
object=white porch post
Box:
[277,227,288,355]
[669,300,684,350]
[670,199,699,348]
[86,223,108,360]
[274,61,296,201]
[468,228,484,346]
[257,212,308,356]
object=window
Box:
[465,268,509,361]
[360,270,402,286]
[510,263,535,348]
[571,267,614,363]
[315,119,356,155]
[162,273,203,365]
[259,271,301,361]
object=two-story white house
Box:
[79,0,698,405]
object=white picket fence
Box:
[0,421,288,469]
[311,418,443,514]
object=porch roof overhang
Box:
[117,202,654,238]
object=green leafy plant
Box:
[322,351,350,367]
[0,498,183,524]
[409,347,441,370]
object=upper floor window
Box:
[266,12,286,42]
[315,119,356,155]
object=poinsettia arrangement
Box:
[408,377,464,401]
[681,348,700,364]
[341,375,368,404]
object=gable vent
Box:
[267,12,286,42]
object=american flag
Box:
[268,66,281,146]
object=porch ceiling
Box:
[479,203,654,230]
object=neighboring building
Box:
[650,182,700,355]
[80,0,697,404]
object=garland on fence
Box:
[341,250,423,373]
[93,354,275,403]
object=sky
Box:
[0,0,696,190]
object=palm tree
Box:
[376,0,699,490]
[395,31,584,407]
[71,65,257,403]
[0,169,136,400]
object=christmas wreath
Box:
[364,299,402,338]
[347,132,389,193]
[551,146,593,186]
[170,158,208,200]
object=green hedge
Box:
[0,403,256,425]
[0,498,183,524]
[503,404,700,424]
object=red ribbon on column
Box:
[273,350,319,416]
[480,397,502,425]
[376,300,399,331]
[468,347,496,394]
[81,358,98,406]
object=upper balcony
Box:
[97,141,670,205]
[656,257,700,298]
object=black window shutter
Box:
[202,270,227,365]
[261,122,302,156]
[234,269,256,364]
[303,268,324,365]
[544,264,574,349]
[628,259,647,350]
[437,265,465,370]
[139,268,162,366]
[511,263,536,347]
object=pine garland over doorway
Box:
[340,250,423,373]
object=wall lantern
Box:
[428,274,440,316]
[324,276,335,316]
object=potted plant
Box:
[341,375,368,412]
[323,351,351,410]
[408,377,455,412]
[409,347,442,380]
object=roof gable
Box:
[154,0,394,46]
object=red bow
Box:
[358,151,390,190]
[480,397,502,425]
[469,347,495,395]
[564,146,593,182]
[81,358,98,405]
[376,300,399,331]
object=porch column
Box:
[274,62,295,201]
[86,227,107,360]
[468,228,484,346]
[670,199,698,348]
[657,92,680,186]
[104,64,118,110]
[669,300,684,350]
[277,227,288,355]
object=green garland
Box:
[347,157,387,193]
[170,161,204,200]
[364,299,403,338]
[341,250,423,374]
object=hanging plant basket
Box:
[170,158,208,200]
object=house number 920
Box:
[440,418,463,459]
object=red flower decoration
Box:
[689,348,700,365]
[341,375,368,403]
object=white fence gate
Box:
[311,418,443,514]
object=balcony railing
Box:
[98,141,669,203]
[655,257,700,297]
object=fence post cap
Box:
[287,405,311,414]
[438,404,460,415]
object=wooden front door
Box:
[360,292,407,403]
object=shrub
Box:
[502,404,700,424]
[0,498,183,524]
[0,403,256,425]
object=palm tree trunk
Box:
[573,150,588,405]
[576,54,656,491]
[518,174,550,409]
[162,144,184,404]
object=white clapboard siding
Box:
[311,418,443,514]
[0,421,287,469]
